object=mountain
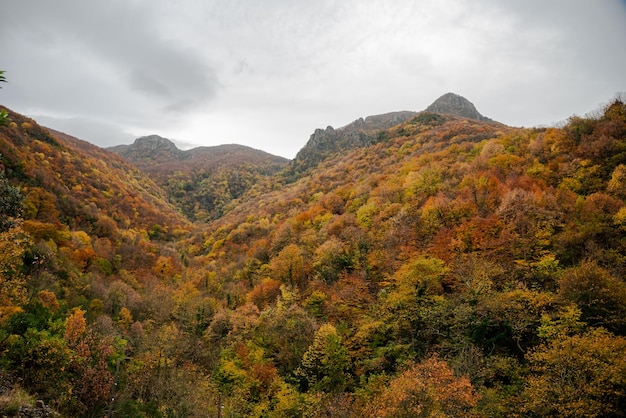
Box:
[109,135,289,221]
[289,93,493,177]
[288,111,417,176]
[0,109,187,236]
[109,135,287,176]
[2,97,626,417]
[425,92,492,121]
[108,134,183,164]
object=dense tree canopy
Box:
[1,98,626,416]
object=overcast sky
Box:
[1,0,625,158]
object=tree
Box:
[558,260,626,334]
[312,237,351,283]
[270,244,307,287]
[496,187,558,263]
[66,327,115,415]
[255,300,317,376]
[471,288,556,356]
[522,328,626,417]
[364,355,480,417]
[0,223,30,323]
[246,278,282,310]
[0,169,23,232]
[296,323,352,394]
[378,257,450,356]
[607,164,626,200]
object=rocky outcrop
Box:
[290,93,495,176]
[425,92,492,122]
[16,400,57,417]
[108,134,183,164]
[290,111,418,176]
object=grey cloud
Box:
[35,115,134,148]
[1,0,219,121]
[128,70,173,99]
[1,0,625,157]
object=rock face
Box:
[18,400,57,417]
[290,93,497,178]
[108,135,183,164]
[290,111,418,176]
[425,92,491,122]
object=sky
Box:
[1,0,625,159]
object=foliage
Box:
[0,224,30,323]
[522,328,626,417]
[295,323,352,393]
[0,99,625,415]
[364,355,480,417]
[0,169,23,232]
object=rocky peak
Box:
[133,135,180,152]
[289,95,492,177]
[426,93,491,121]
[108,134,183,164]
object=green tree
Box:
[0,224,30,323]
[0,169,23,232]
[296,323,352,393]
[255,301,317,376]
[558,260,626,334]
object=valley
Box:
[1,94,626,417]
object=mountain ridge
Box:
[108,135,289,221]
[108,135,287,166]
[0,109,187,235]
[289,92,494,176]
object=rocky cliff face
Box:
[290,93,493,176]
[108,135,183,164]
[425,92,492,122]
[290,111,418,176]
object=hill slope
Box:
[0,110,186,235]
[1,98,626,417]
[188,98,626,415]
[288,92,495,177]
[109,135,288,221]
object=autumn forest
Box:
[1,93,626,417]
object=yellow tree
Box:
[558,260,626,333]
[523,328,626,417]
[270,244,307,287]
[364,355,480,417]
[0,224,30,323]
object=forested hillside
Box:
[109,136,288,222]
[1,97,626,417]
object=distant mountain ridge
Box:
[289,92,494,176]
[109,135,289,221]
[108,135,287,167]
[107,93,493,217]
